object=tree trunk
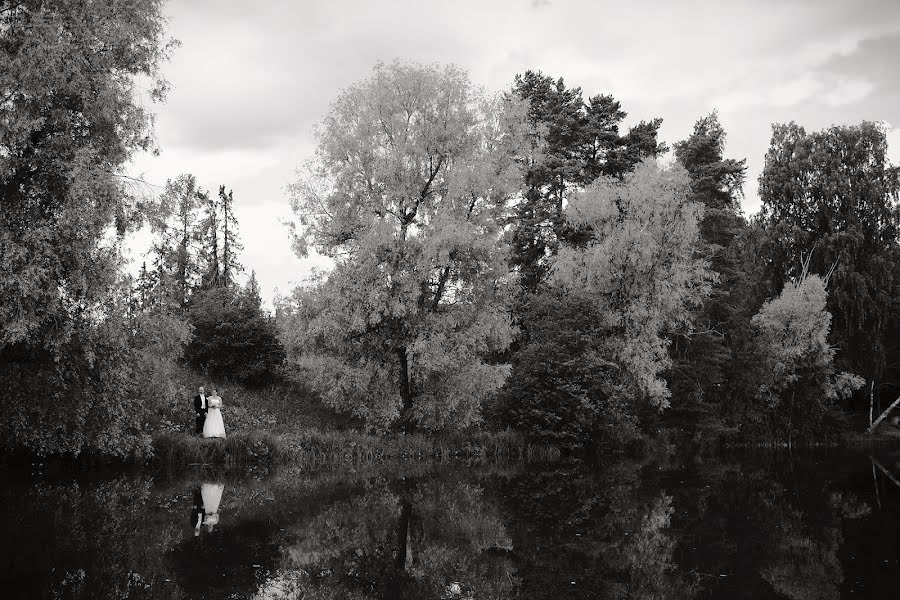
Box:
[396,347,413,431]
[869,379,874,427]
[867,393,900,434]
[385,498,412,600]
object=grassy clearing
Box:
[151,428,560,469]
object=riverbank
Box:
[150,429,561,468]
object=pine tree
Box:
[198,188,221,289]
[219,185,243,287]
[667,112,748,406]
[510,70,666,293]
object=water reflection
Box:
[2,452,900,599]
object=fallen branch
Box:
[867,394,900,434]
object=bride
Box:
[202,388,227,439]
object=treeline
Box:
[279,62,900,447]
[135,174,283,388]
[2,3,899,458]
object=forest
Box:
[2,1,899,460]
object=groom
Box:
[193,385,207,435]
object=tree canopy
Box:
[286,61,527,431]
[758,121,900,385]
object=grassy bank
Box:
[151,429,560,468]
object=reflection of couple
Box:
[190,483,225,536]
[193,386,227,438]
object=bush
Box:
[490,290,639,449]
[184,284,285,386]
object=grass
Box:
[150,428,560,468]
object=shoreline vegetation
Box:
[149,429,562,468]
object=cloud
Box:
[887,127,900,166]
[127,0,900,303]
[823,78,876,107]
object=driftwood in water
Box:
[867,394,900,434]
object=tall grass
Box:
[151,429,560,469]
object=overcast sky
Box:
[126,0,900,306]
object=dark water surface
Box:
[3,448,900,599]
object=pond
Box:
[2,448,900,599]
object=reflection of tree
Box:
[619,493,699,600]
[0,476,185,600]
[761,520,841,600]
[270,478,516,599]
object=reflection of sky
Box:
[125,0,900,306]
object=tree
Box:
[750,272,863,438]
[0,0,173,456]
[197,187,222,290]
[184,277,284,386]
[490,290,637,448]
[551,158,712,411]
[667,112,747,405]
[287,61,526,431]
[509,71,667,292]
[219,185,243,287]
[0,0,172,351]
[150,173,203,308]
[758,122,900,395]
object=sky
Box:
[126,0,900,306]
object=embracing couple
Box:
[193,386,227,438]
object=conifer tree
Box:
[667,112,747,404]
[509,70,666,292]
[219,185,243,287]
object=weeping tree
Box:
[287,61,527,432]
[550,159,713,412]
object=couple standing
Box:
[193,386,227,438]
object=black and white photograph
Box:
[2,0,900,597]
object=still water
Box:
[2,449,900,599]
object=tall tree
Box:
[149,173,203,308]
[0,0,173,456]
[287,61,526,431]
[197,188,221,289]
[667,112,747,404]
[509,71,667,292]
[758,121,900,394]
[218,185,243,287]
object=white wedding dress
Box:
[201,482,224,532]
[202,396,227,438]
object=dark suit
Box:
[190,488,204,529]
[193,394,208,434]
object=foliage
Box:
[148,174,204,309]
[551,158,712,411]
[667,112,748,405]
[509,70,667,291]
[128,307,194,432]
[0,0,172,350]
[286,61,526,432]
[0,0,172,457]
[750,273,863,437]
[758,121,900,386]
[490,290,638,448]
[184,276,284,386]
